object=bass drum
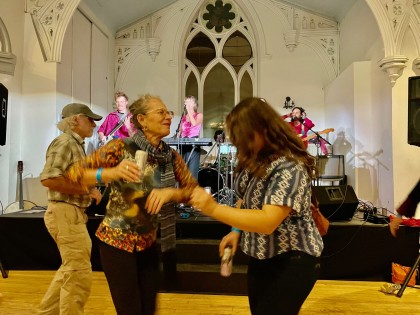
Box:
[198,168,224,197]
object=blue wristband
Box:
[96,167,103,183]
[231,227,241,233]
[396,213,403,218]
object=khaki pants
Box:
[38,202,92,315]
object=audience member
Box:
[38,103,103,314]
[389,179,420,237]
[66,94,198,315]
[190,97,323,315]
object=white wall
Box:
[0,0,26,209]
[391,28,420,216]
[0,2,115,207]
[328,0,418,212]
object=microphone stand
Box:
[301,120,331,186]
[301,120,332,152]
[172,106,186,138]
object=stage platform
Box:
[0,210,418,294]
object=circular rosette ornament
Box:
[199,0,239,35]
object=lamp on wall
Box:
[284,96,294,109]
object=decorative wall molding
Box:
[114,15,162,81]
[0,17,17,75]
[114,45,148,88]
[25,0,81,62]
[276,2,339,80]
[378,55,409,86]
[413,57,420,72]
[146,37,161,62]
[365,0,418,86]
[298,33,338,82]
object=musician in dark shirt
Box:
[98,91,135,145]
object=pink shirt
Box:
[98,111,132,139]
[181,112,201,138]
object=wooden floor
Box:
[0,271,419,314]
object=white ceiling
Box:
[82,0,358,33]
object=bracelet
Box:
[96,167,103,183]
[231,227,241,233]
[396,212,403,218]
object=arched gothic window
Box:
[183,0,256,138]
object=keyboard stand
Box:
[185,144,197,167]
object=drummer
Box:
[201,130,225,167]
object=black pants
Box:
[99,241,160,315]
[247,251,320,315]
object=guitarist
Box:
[282,106,328,155]
[98,91,135,145]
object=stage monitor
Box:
[313,185,359,222]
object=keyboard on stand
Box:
[163,138,213,146]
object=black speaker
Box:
[0,83,8,146]
[313,185,359,221]
[408,76,420,147]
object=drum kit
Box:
[198,140,238,207]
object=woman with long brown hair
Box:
[189,97,323,315]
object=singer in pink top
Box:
[179,95,203,179]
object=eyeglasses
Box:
[143,108,174,118]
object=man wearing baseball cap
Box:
[38,103,102,314]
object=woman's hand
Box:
[190,186,218,215]
[111,159,140,183]
[219,231,241,257]
[145,188,173,215]
[389,216,403,237]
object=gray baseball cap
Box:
[61,103,102,121]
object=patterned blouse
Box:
[67,137,197,253]
[235,156,324,259]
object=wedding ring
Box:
[126,165,129,171]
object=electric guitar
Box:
[301,128,335,142]
[4,161,37,213]
[98,113,130,148]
